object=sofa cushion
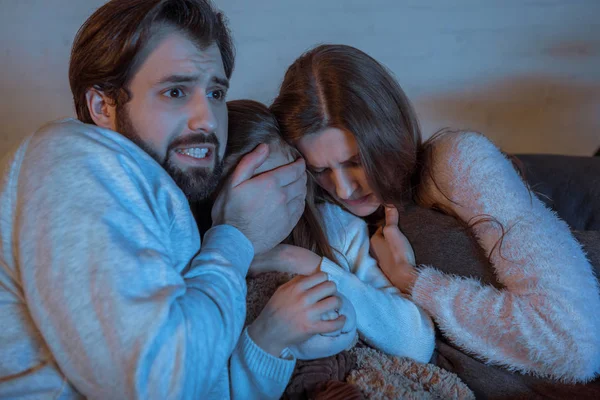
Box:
[515,154,600,230]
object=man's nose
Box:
[189,95,217,133]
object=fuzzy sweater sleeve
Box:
[319,204,435,363]
[412,131,600,382]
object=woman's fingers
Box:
[384,205,399,227]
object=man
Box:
[0,0,345,398]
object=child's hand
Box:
[289,291,357,360]
[247,272,346,357]
[249,244,321,277]
[370,206,418,294]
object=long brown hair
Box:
[226,100,338,262]
[271,44,422,211]
[69,0,234,124]
[270,44,529,261]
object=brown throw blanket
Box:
[282,342,474,400]
[247,272,475,399]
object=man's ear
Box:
[85,87,117,130]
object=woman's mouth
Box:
[343,194,372,207]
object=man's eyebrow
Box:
[154,74,229,89]
[155,74,199,86]
[212,76,229,89]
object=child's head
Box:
[226,99,337,261]
[228,100,356,360]
[225,99,297,177]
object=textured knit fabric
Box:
[411,131,600,382]
[0,119,291,399]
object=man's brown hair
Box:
[69,0,235,124]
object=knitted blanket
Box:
[246,272,474,399]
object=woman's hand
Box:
[369,206,419,294]
[247,272,346,357]
[249,244,322,277]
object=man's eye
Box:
[209,89,226,101]
[165,88,185,98]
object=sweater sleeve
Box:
[229,328,296,399]
[319,205,435,363]
[412,131,600,382]
[15,121,254,399]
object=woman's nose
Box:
[333,170,357,199]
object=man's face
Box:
[114,31,229,202]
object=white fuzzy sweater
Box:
[411,131,600,382]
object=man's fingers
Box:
[229,144,270,187]
[264,158,306,187]
[286,197,306,225]
[282,174,307,204]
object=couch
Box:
[286,154,600,399]
[399,153,600,399]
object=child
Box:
[206,100,435,399]
[224,100,434,361]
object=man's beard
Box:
[115,107,224,203]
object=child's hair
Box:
[226,99,338,262]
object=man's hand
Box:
[249,244,322,277]
[211,144,307,255]
[370,206,419,294]
[247,272,346,357]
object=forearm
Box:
[21,219,253,397]
[416,131,600,381]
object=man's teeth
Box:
[176,148,209,159]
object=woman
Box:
[270,44,600,383]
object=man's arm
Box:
[228,328,296,400]
[15,123,252,398]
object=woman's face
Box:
[296,127,381,217]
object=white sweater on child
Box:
[318,203,435,362]
[231,202,436,399]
